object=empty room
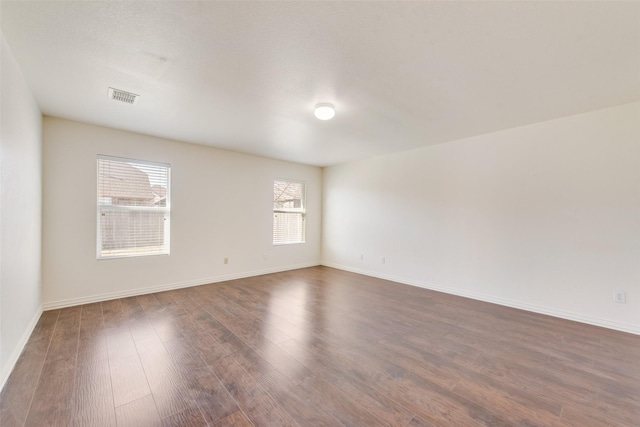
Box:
[1,1,638,426]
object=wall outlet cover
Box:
[613,290,626,304]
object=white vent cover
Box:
[108,87,139,105]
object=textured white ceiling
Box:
[2,1,639,166]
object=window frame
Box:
[96,155,171,260]
[272,178,306,245]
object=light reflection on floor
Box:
[263,281,310,372]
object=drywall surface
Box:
[42,117,322,307]
[323,102,640,334]
[0,34,43,387]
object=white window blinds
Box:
[273,179,306,245]
[97,156,170,258]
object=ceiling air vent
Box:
[108,87,139,105]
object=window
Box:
[273,179,306,245]
[97,155,170,258]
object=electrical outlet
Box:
[381,256,386,264]
[263,253,268,260]
[223,257,228,264]
[360,253,364,261]
[613,290,626,304]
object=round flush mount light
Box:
[314,103,335,120]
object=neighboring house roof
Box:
[274,181,303,208]
[99,162,154,202]
[151,185,167,205]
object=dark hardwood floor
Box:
[1,266,638,426]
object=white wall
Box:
[323,102,640,334]
[0,34,43,387]
[42,117,322,307]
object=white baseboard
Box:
[42,262,320,310]
[0,306,43,392]
[322,262,640,336]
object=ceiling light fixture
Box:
[314,103,335,120]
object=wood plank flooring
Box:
[1,266,638,426]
